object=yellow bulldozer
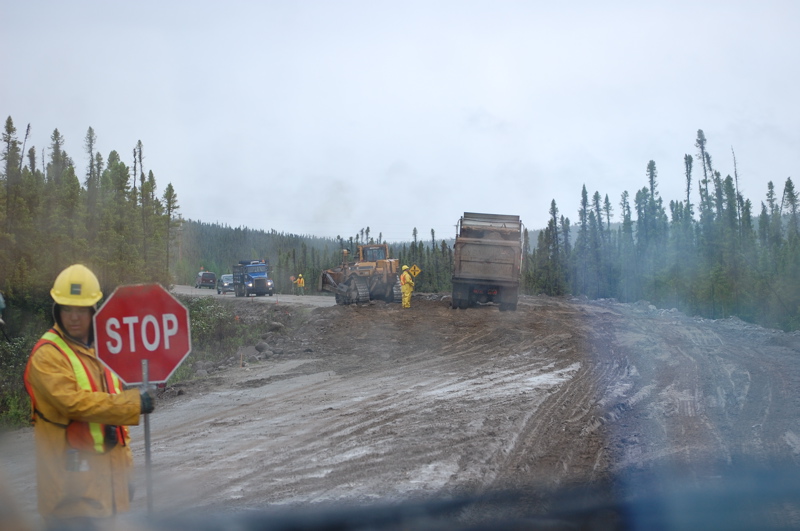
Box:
[318,243,402,305]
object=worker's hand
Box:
[140,390,155,414]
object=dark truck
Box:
[232,259,274,297]
[451,212,523,311]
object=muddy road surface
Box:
[2,294,800,529]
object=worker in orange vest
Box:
[23,264,155,530]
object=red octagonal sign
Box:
[94,284,192,385]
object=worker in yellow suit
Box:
[293,274,305,295]
[400,265,414,308]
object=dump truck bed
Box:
[452,238,520,283]
[451,212,523,311]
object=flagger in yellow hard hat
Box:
[23,264,154,527]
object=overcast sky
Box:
[2,1,799,242]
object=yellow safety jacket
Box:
[401,271,414,292]
[25,330,126,453]
[24,325,141,519]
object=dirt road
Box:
[172,284,335,308]
[2,293,800,528]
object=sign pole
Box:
[142,359,153,515]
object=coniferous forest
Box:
[525,130,800,333]
[2,117,800,337]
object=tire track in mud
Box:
[569,303,800,485]
[480,297,800,515]
[483,301,628,499]
[129,299,588,512]
[264,307,575,504]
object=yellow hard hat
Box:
[299,274,303,278]
[402,265,409,271]
[50,264,103,306]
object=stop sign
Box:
[94,284,192,385]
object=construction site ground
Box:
[2,291,800,529]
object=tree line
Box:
[1,116,181,424]
[1,117,179,313]
[526,130,800,331]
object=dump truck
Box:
[451,212,523,311]
[319,243,402,305]
[233,259,274,297]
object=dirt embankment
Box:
[2,293,800,528]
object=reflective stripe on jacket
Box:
[26,330,124,453]
[24,325,141,519]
